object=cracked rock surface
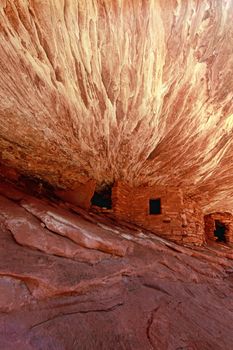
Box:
[0,182,233,349]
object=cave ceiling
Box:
[0,0,233,213]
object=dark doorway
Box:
[149,198,161,215]
[91,187,112,209]
[214,220,227,243]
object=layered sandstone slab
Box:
[0,183,232,348]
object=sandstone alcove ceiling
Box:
[0,0,233,213]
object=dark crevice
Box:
[143,282,171,296]
[30,302,124,330]
[91,186,112,209]
[146,306,159,348]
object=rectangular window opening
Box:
[149,198,161,215]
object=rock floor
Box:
[0,182,233,349]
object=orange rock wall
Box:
[112,182,204,245]
[0,164,19,182]
[204,212,233,243]
[55,180,96,209]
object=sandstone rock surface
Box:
[0,182,232,349]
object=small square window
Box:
[149,198,161,215]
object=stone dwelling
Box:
[204,212,233,244]
[42,177,233,246]
[111,181,205,246]
[60,179,204,246]
[1,162,231,247]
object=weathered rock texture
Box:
[0,181,233,349]
[55,179,96,209]
[0,0,233,215]
[112,181,205,245]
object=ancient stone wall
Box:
[204,212,233,243]
[182,195,206,245]
[112,182,204,245]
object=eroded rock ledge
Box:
[0,181,233,349]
